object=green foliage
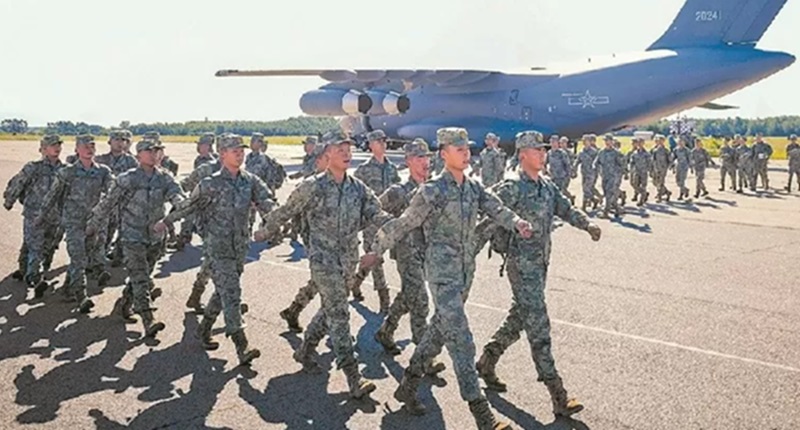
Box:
[0,118,28,134]
[642,116,800,137]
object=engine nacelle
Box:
[299,89,372,116]
[366,90,411,116]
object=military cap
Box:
[559,136,569,143]
[366,129,387,142]
[582,133,597,141]
[654,134,665,140]
[197,132,215,145]
[109,130,132,141]
[76,134,95,145]
[135,139,164,153]
[549,134,560,142]
[143,131,161,142]
[251,132,265,144]
[321,130,354,145]
[733,134,742,140]
[436,127,469,148]
[310,143,327,157]
[217,134,247,150]
[402,139,430,158]
[485,132,499,141]
[515,130,548,150]
[790,134,797,140]
[40,134,63,147]
[303,136,318,145]
[603,133,614,141]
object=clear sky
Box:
[1,0,798,127]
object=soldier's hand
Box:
[253,229,268,242]
[359,252,382,271]
[587,223,602,241]
[152,220,169,234]
[85,225,96,236]
[3,201,13,211]
[515,219,534,239]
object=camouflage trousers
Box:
[407,278,481,402]
[552,176,573,203]
[64,224,107,294]
[362,226,387,290]
[738,164,752,190]
[630,171,649,199]
[753,160,769,188]
[652,168,670,198]
[21,218,61,284]
[720,164,737,189]
[292,279,318,309]
[193,239,213,290]
[695,168,707,193]
[580,172,601,203]
[384,254,429,344]
[601,175,621,212]
[788,164,800,188]
[121,242,162,313]
[204,257,246,336]
[303,266,358,369]
[675,165,689,195]
[483,259,558,381]
[106,210,123,262]
[179,213,196,241]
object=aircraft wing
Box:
[697,101,739,110]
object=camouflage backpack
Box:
[487,178,530,277]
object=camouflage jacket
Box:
[690,148,713,171]
[90,167,184,245]
[719,145,738,167]
[378,177,425,260]
[181,159,222,193]
[65,154,78,164]
[245,151,286,191]
[476,147,507,186]
[39,161,113,227]
[787,143,800,168]
[574,146,599,176]
[594,147,626,179]
[193,153,218,169]
[160,157,179,176]
[165,168,276,260]
[752,142,773,163]
[651,146,671,171]
[95,152,138,175]
[372,170,522,285]
[475,172,590,267]
[295,153,317,179]
[258,171,389,271]
[546,148,572,180]
[431,153,446,177]
[354,156,401,195]
[3,157,64,220]
[628,148,653,175]
[671,147,691,169]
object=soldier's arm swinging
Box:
[254,179,314,240]
[3,163,35,210]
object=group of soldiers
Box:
[4,124,797,429]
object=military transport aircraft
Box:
[216,0,795,152]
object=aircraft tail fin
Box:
[648,0,788,50]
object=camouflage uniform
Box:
[431,149,446,177]
[89,140,184,334]
[650,142,672,202]
[671,145,692,199]
[245,134,286,192]
[690,146,713,197]
[751,140,773,189]
[194,153,218,169]
[256,131,390,397]
[735,142,753,191]
[475,146,506,187]
[372,128,524,415]
[39,135,113,311]
[786,136,800,192]
[165,134,275,362]
[353,130,401,299]
[289,136,320,180]
[3,135,64,288]
[719,143,738,191]
[193,132,219,169]
[628,146,653,206]
[594,140,626,216]
[574,140,601,210]
[547,147,574,203]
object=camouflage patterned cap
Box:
[485,132,499,141]
[404,139,430,157]
[251,132,265,144]
[321,130,354,145]
[303,136,319,145]
[549,134,559,142]
[790,134,798,140]
[559,136,569,143]
[603,133,614,141]
[109,130,132,141]
[310,143,327,157]
[654,134,665,140]
[143,131,161,142]
[135,139,164,153]
[40,134,63,147]
[582,133,597,141]
[515,131,548,150]
[76,134,95,145]
[217,134,247,150]
[197,132,215,145]
[733,134,743,140]
[366,129,387,142]
[436,127,469,148]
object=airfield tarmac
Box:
[0,140,798,430]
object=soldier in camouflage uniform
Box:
[353,129,401,312]
[751,133,773,190]
[37,134,113,313]
[95,130,139,267]
[718,136,738,191]
[690,138,714,198]
[573,134,602,212]
[3,135,64,292]
[288,136,319,180]
[473,131,601,419]
[157,134,275,365]
[246,132,286,229]
[254,131,389,399]
[785,134,800,192]
[595,134,626,217]
[628,137,653,206]
[361,127,533,428]
[472,132,506,187]
[612,138,629,206]
[173,133,218,250]
[194,132,218,169]
[734,135,752,193]
[671,136,692,200]
[431,145,446,177]
[88,139,184,337]
[277,142,331,333]
[144,131,179,176]
[547,137,575,205]
[650,134,672,202]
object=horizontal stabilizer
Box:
[697,102,739,110]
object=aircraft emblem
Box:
[561,90,610,108]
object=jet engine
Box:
[366,90,411,116]
[299,89,372,116]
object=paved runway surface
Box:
[0,140,798,429]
